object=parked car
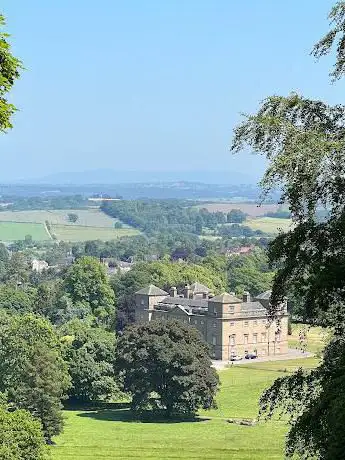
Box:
[229,355,242,361]
[245,353,257,360]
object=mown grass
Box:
[51,357,318,460]
[0,221,49,242]
[288,323,329,354]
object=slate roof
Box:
[135,285,168,296]
[208,293,242,304]
[190,282,211,293]
[255,290,272,300]
[240,301,267,316]
[158,296,208,309]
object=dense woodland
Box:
[101,199,263,237]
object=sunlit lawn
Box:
[51,357,318,460]
[288,323,329,354]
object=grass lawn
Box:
[288,323,329,354]
[0,221,49,242]
[51,357,318,460]
[51,224,139,242]
[246,217,292,235]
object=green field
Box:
[51,225,139,242]
[0,209,140,242]
[0,221,49,242]
[246,217,292,235]
[51,357,318,460]
[0,209,122,228]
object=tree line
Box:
[101,199,248,235]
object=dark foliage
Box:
[116,320,219,416]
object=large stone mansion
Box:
[134,282,288,361]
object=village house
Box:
[32,259,49,273]
[134,282,288,361]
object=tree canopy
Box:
[0,312,70,441]
[63,256,115,326]
[231,2,345,458]
[0,15,22,133]
[116,320,219,416]
[0,404,48,460]
[312,1,345,81]
[59,319,119,402]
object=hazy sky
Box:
[1,0,343,182]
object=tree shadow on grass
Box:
[74,403,211,424]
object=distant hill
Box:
[19,169,258,186]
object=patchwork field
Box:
[51,224,139,242]
[246,217,292,234]
[0,221,49,242]
[197,202,280,217]
[0,209,121,227]
[0,209,139,242]
[51,356,318,460]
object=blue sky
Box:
[0,0,343,182]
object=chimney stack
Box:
[184,284,192,299]
[243,291,251,303]
[170,286,177,298]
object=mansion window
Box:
[229,306,235,314]
[262,319,267,325]
[253,333,258,344]
[141,299,145,305]
[212,336,217,345]
[230,321,234,326]
[244,334,249,345]
[276,332,281,342]
[261,333,267,342]
[194,319,198,325]
[253,320,258,326]
[200,320,204,325]
[230,334,236,346]
[244,321,249,327]
[213,322,217,328]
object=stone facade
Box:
[134,282,288,361]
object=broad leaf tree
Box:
[59,319,119,402]
[231,2,345,458]
[0,312,70,441]
[0,15,22,133]
[63,256,116,326]
[116,320,219,416]
[0,403,48,460]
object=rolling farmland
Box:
[0,222,49,242]
[51,224,139,242]
[0,209,139,242]
[246,217,292,234]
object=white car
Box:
[229,355,242,361]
